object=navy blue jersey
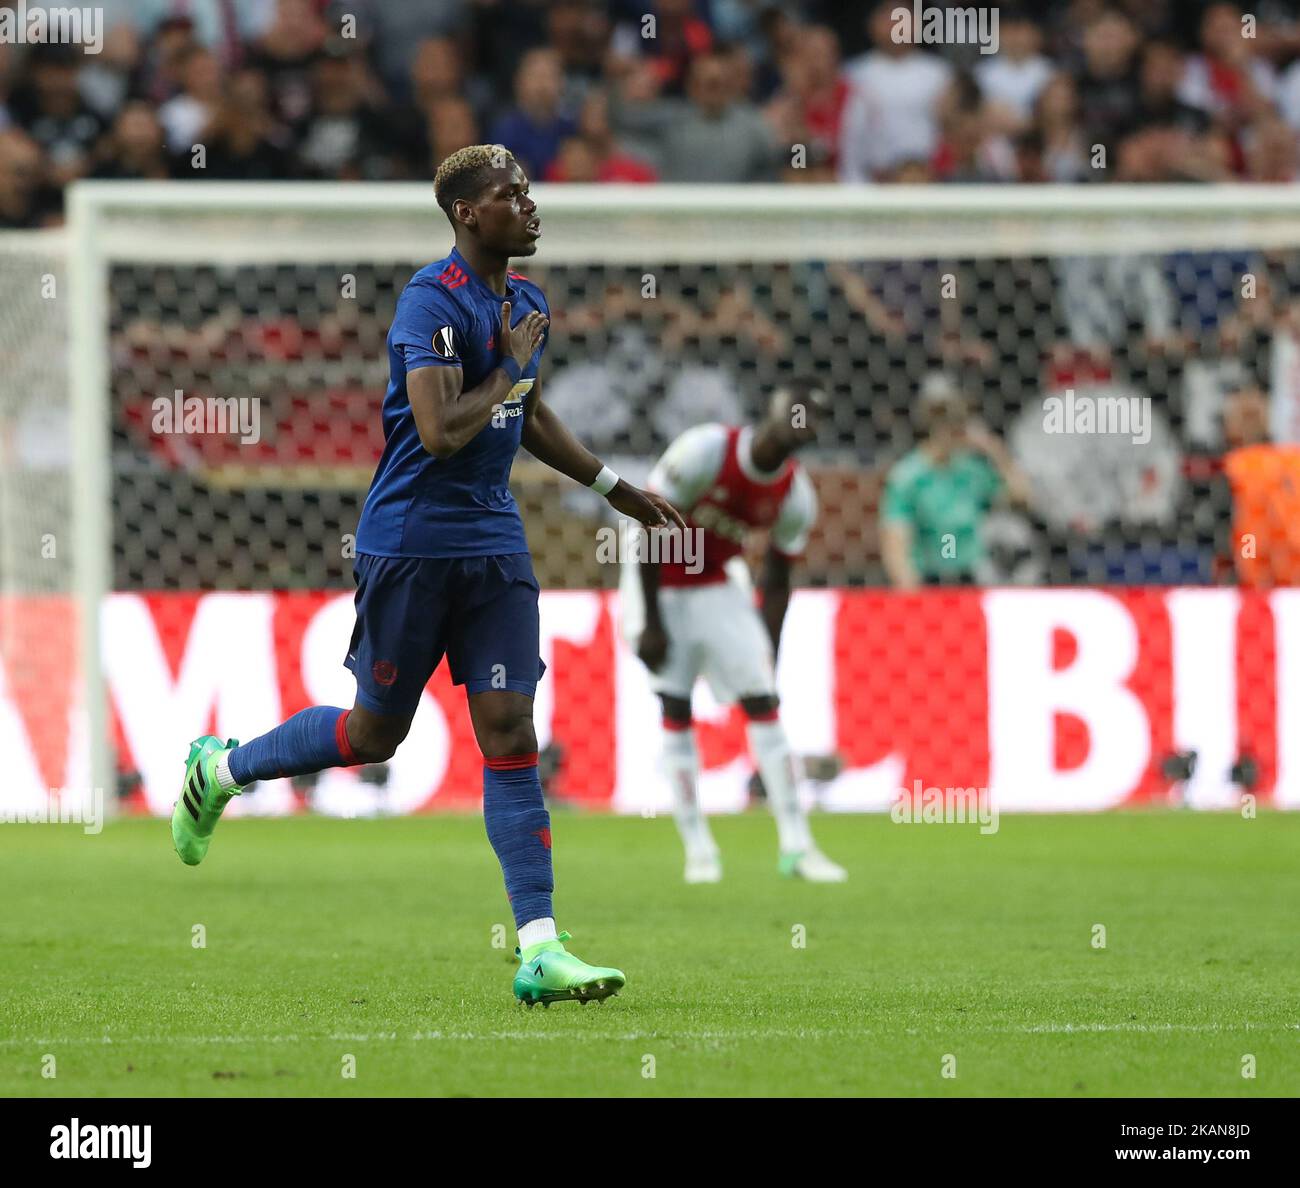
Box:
[356,246,548,558]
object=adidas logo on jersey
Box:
[438,263,469,289]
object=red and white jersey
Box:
[648,423,817,587]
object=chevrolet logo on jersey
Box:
[495,377,534,420]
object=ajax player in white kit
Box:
[621,380,847,883]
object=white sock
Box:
[662,723,717,859]
[747,716,811,854]
[518,917,557,952]
[215,750,240,792]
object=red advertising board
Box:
[1,588,1292,816]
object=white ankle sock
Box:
[215,750,239,792]
[662,723,716,858]
[746,717,811,854]
[518,917,557,951]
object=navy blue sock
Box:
[482,753,553,928]
[227,706,357,786]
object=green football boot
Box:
[512,931,625,1008]
[778,846,848,883]
[171,735,242,866]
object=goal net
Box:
[0,228,88,820]
[6,182,1300,818]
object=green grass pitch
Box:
[1,809,1296,1097]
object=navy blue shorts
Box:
[344,552,546,717]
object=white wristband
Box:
[590,465,619,496]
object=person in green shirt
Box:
[880,373,1031,587]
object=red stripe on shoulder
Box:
[438,263,468,289]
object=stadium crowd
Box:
[5,0,1300,221]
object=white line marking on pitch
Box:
[0,1022,1295,1047]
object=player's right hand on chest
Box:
[502,301,549,367]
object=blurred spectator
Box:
[425,96,480,173]
[8,46,104,189]
[546,0,613,85]
[1163,246,1255,361]
[1134,41,1209,137]
[975,12,1054,130]
[611,52,779,182]
[545,89,656,181]
[246,0,326,129]
[1209,265,1300,442]
[1075,6,1142,159]
[610,0,714,98]
[1183,356,1253,451]
[545,136,601,183]
[546,281,682,454]
[409,37,494,134]
[296,47,403,180]
[1011,129,1048,183]
[1260,293,1300,444]
[744,6,804,101]
[880,373,1029,588]
[1009,354,1183,541]
[712,0,803,72]
[1033,72,1091,181]
[158,46,222,154]
[1056,251,1181,356]
[932,72,1018,182]
[199,66,289,179]
[1178,2,1276,128]
[357,0,468,99]
[90,102,176,180]
[78,23,145,121]
[1276,37,1300,130]
[651,366,748,443]
[828,255,992,373]
[670,278,789,359]
[722,40,760,111]
[838,2,953,183]
[488,48,577,180]
[548,272,784,452]
[0,128,54,228]
[765,24,850,179]
[1114,122,1232,183]
[139,17,200,105]
[1221,384,1300,587]
[1108,38,1235,182]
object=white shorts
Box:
[620,563,777,703]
